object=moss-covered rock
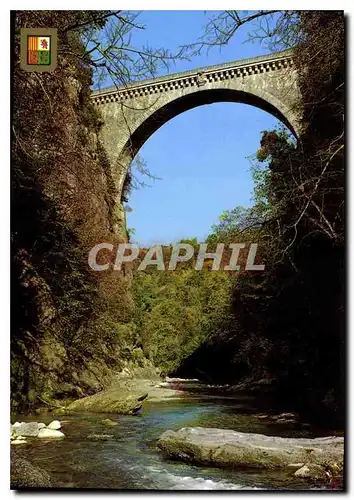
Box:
[65,377,181,414]
[65,388,144,415]
[102,418,118,426]
[11,454,52,488]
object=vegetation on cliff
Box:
[11,11,144,411]
[131,11,344,426]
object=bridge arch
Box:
[121,87,297,165]
[92,50,302,233]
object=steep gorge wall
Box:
[11,12,137,411]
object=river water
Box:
[12,380,337,490]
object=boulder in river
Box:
[102,418,118,426]
[65,379,181,415]
[38,428,65,439]
[65,388,144,415]
[157,427,344,472]
[47,420,61,430]
[11,454,51,488]
[12,422,40,437]
[11,436,27,445]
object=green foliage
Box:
[126,227,136,239]
[132,263,234,375]
[209,206,258,242]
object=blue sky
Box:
[117,11,284,244]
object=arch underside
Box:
[121,88,297,162]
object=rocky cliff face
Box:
[12,12,136,411]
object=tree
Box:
[182,10,301,55]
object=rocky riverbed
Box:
[11,420,65,445]
[10,379,344,490]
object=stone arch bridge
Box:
[91,50,301,232]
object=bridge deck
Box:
[91,49,293,98]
